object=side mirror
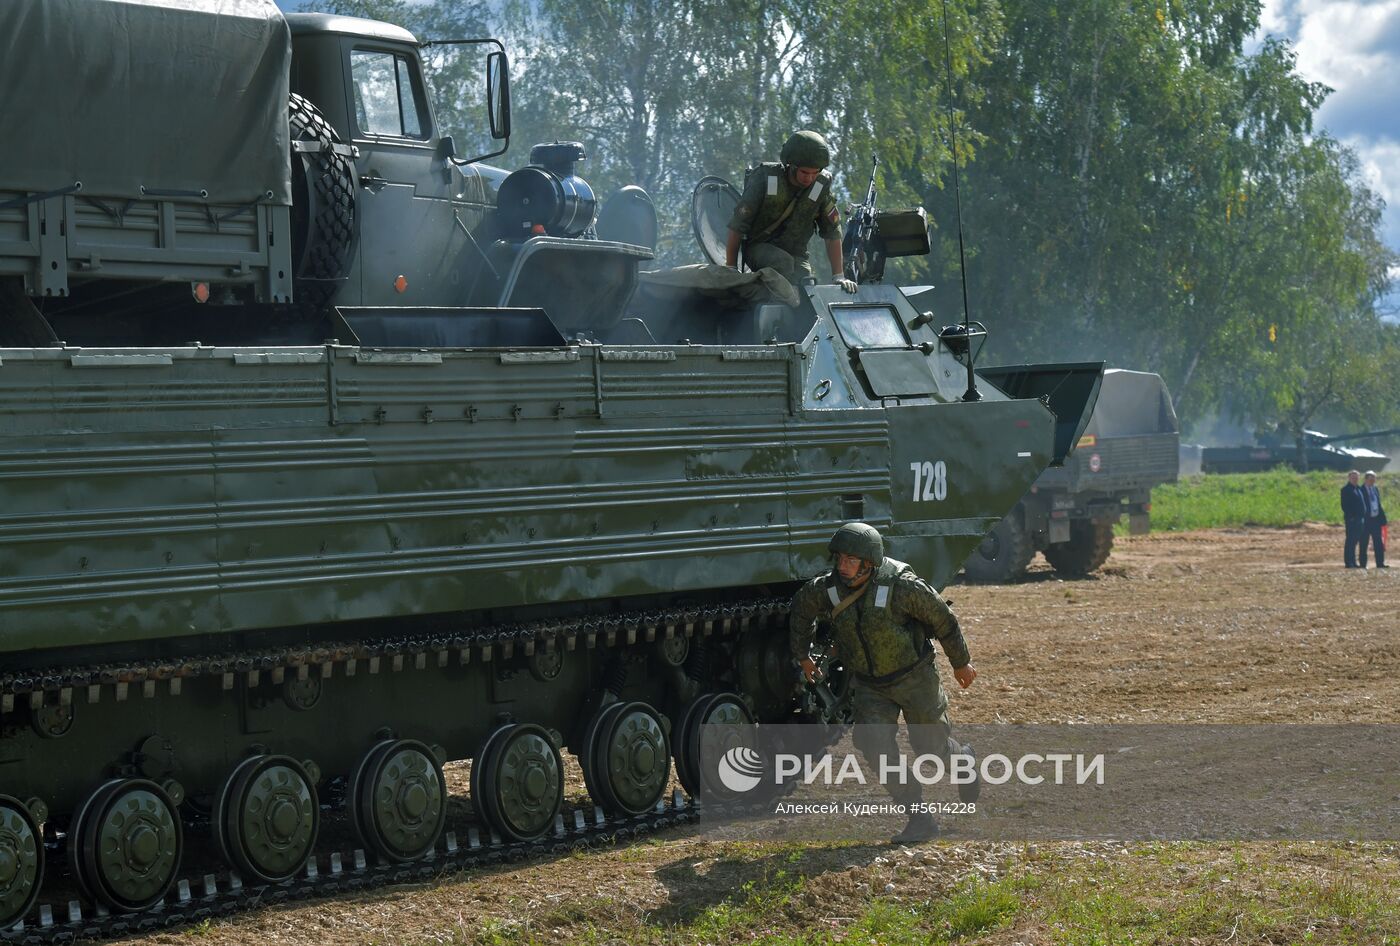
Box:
[486,50,511,141]
[421,37,511,164]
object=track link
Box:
[0,598,791,712]
[0,596,793,940]
[3,794,700,944]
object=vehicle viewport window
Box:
[351,50,427,139]
[830,305,909,349]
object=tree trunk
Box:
[746,0,770,158]
[1173,341,1205,418]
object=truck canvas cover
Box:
[1087,369,1178,437]
[0,0,292,205]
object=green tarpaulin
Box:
[0,0,292,205]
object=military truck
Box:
[963,369,1178,581]
[0,5,654,347]
[0,1,1100,935]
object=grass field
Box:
[462,840,1400,945]
[1144,470,1397,532]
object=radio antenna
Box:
[939,0,980,401]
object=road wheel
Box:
[215,754,319,883]
[1044,519,1115,576]
[962,507,1034,582]
[289,93,355,307]
[69,779,181,913]
[0,795,43,928]
[472,724,563,841]
[349,739,447,862]
[581,701,671,817]
[680,693,759,803]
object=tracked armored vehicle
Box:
[0,1,1100,936]
[1201,427,1395,474]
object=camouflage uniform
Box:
[727,163,842,285]
[789,557,969,806]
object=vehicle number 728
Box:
[909,460,948,502]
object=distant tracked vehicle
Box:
[1201,428,1394,474]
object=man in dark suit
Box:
[1360,471,1387,568]
[1341,471,1367,568]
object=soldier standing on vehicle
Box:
[725,130,858,293]
[789,523,980,844]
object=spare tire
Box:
[289,93,355,307]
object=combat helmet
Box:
[828,522,884,566]
[781,130,831,170]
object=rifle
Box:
[799,635,851,724]
[842,154,880,283]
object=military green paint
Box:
[0,798,41,928]
[223,756,318,882]
[0,5,1106,922]
[0,307,1094,811]
[0,286,1082,652]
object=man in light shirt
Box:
[1359,471,1388,569]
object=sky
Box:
[1255,0,1400,312]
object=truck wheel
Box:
[962,507,1034,582]
[289,93,355,307]
[1044,519,1114,576]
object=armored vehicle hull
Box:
[0,283,1100,934]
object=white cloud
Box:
[1254,0,1400,310]
[1352,136,1400,205]
[1257,0,1300,36]
[1290,0,1400,91]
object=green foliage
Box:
[913,0,1396,435]
[1226,138,1400,460]
[1146,470,1399,531]
[923,876,1023,937]
[180,918,215,938]
[408,839,1400,945]
[492,0,994,265]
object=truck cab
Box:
[284,14,650,337]
[287,14,499,309]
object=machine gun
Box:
[842,155,880,283]
[840,154,929,285]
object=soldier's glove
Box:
[834,277,858,294]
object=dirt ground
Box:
[962,522,1399,726]
[118,526,1399,946]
